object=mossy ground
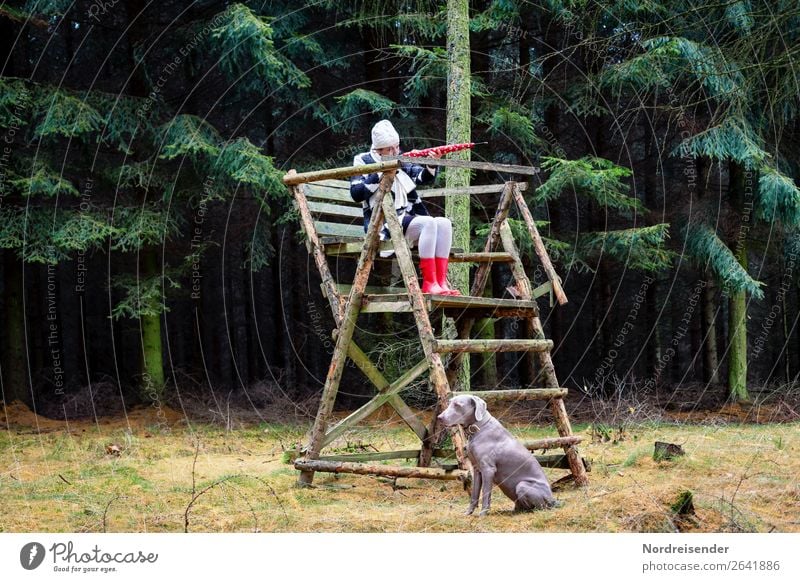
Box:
[1,401,797,532]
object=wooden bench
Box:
[300,178,554,304]
[303,178,528,255]
[299,178,557,306]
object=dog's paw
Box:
[478,509,490,517]
[464,507,476,516]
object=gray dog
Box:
[438,394,555,516]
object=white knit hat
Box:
[371,120,400,149]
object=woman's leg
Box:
[407,216,438,258]
[433,217,460,295]
[406,216,444,294]
[433,217,452,257]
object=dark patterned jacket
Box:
[349,152,437,237]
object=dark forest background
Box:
[2,0,799,419]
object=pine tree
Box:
[533,156,672,277]
[445,0,472,390]
[596,0,800,400]
[0,2,306,402]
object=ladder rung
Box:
[530,454,591,471]
[360,300,413,314]
[324,241,467,256]
[317,449,453,463]
[295,459,467,481]
[433,339,553,353]
[337,283,407,295]
[428,295,539,311]
[325,241,394,256]
[521,435,582,450]
[359,294,541,315]
[461,388,567,401]
[449,252,514,263]
[422,181,528,198]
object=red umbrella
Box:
[404,142,486,157]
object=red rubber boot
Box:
[419,258,445,294]
[435,257,461,296]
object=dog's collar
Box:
[465,423,481,437]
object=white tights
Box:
[405,216,453,259]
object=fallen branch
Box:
[184,474,288,532]
[191,437,201,497]
[102,495,126,533]
[220,481,260,532]
[184,476,237,533]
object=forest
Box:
[3,0,799,417]
[1,0,799,540]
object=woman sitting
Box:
[349,120,460,296]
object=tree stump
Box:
[653,441,685,461]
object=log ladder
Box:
[283,157,588,488]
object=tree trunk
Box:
[230,242,249,389]
[791,283,800,383]
[702,279,720,383]
[261,261,280,372]
[445,0,472,390]
[728,284,749,401]
[589,114,613,390]
[781,263,791,384]
[1,252,29,404]
[278,227,296,390]
[697,159,721,384]
[247,268,261,382]
[670,288,682,383]
[60,260,83,390]
[600,266,613,377]
[781,287,792,384]
[140,249,165,397]
[641,106,661,381]
[31,267,46,384]
[518,2,531,74]
[690,282,703,381]
[727,161,751,402]
[645,280,661,379]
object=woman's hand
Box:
[425,150,440,174]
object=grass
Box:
[0,404,798,533]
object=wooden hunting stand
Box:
[283,156,588,488]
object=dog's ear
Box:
[472,396,487,421]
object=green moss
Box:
[670,489,695,515]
